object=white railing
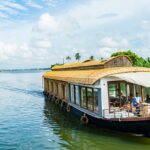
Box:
[103,104,150,119]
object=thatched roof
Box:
[52,56,132,71]
[43,67,150,85]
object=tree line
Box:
[65,53,95,62]
[51,53,96,68]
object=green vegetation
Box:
[75,53,81,62]
[66,56,71,61]
[111,50,150,67]
[51,63,63,69]
[51,50,150,69]
[89,55,94,60]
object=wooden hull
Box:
[45,95,150,136]
[70,104,150,135]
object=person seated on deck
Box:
[133,92,142,107]
[132,92,142,114]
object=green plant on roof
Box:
[89,55,94,60]
[111,50,150,67]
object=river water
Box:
[0,71,150,150]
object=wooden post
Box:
[130,84,133,111]
[142,86,145,102]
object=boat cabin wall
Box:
[44,78,49,92]
[44,78,104,116]
[44,78,69,102]
[104,56,132,68]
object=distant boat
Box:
[43,56,150,136]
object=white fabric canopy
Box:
[111,72,150,87]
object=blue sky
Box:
[0,0,150,69]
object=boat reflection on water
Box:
[43,98,150,150]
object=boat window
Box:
[56,83,58,95]
[49,81,51,92]
[54,82,56,95]
[74,86,76,104]
[120,82,128,106]
[65,84,68,100]
[120,83,126,97]
[134,84,142,97]
[108,81,145,111]
[109,83,118,98]
[94,89,98,112]
[48,80,50,92]
[80,87,86,109]
[108,82,130,108]
[144,88,150,103]
[108,83,119,107]
[127,84,130,101]
[46,79,49,92]
[51,82,54,92]
[87,88,93,111]
[62,84,66,99]
[80,86,99,112]
[70,85,75,103]
[75,86,80,105]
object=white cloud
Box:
[37,13,58,32]
[34,13,80,36]
[0,5,18,14]
[31,39,52,49]
[0,42,17,60]
[100,37,131,48]
[26,0,43,9]
[98,47,118,58]
[20,43,33,58]
[69,0,133,28]
[42,0,58,7]
[0,1,27,11]
[0,0,28,19]
[141,20,150,30]
[0,12,9,18]
[0,0,150,68]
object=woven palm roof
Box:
[52,56,132,70]
[43,67,150,85]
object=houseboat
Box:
[43,56,150,136]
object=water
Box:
[0,71,150,150]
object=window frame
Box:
[107,81,144,112]
[79,85,99,112]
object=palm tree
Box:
[147,57,150,63]
[66,56,71,62]
[75,53,81,62]
[89,55,94,60]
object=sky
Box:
[0,0,150,69]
